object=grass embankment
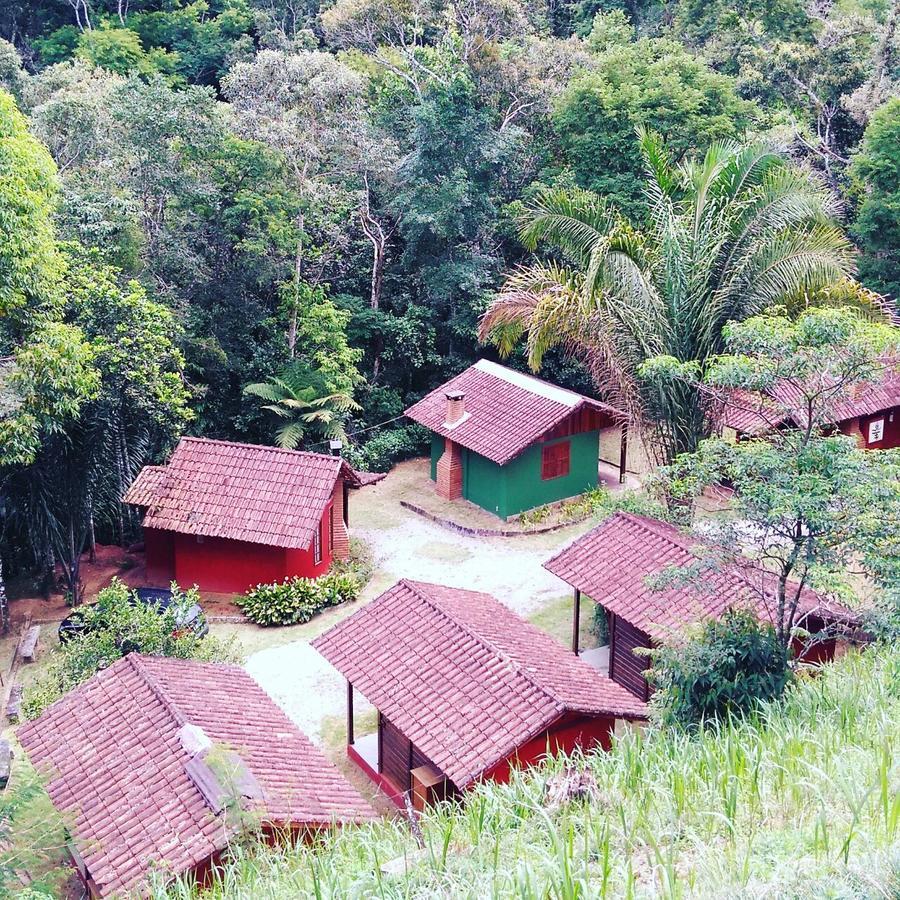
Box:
[163,646,900,899]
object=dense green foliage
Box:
[159,645,900,897]
[483,135,854,465]
[236,571,360,626]
[851,97,900,300]
[0,0,896,615]
[650,610,792,727]
[22,579,240,719]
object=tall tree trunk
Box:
[0,554,9,636]
[288,212,305,358]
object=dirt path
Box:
[246,459,598,740]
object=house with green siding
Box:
[405,360,627,519]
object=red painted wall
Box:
[144,527,175,586]
[481,713,615,785]
[143,502,336,593]
[839,408,900,449]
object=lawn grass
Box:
[159,644,900,899]
[528,592,600,653]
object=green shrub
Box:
[355,423,430,473]
[650,609,791,728]
[237,571,360,627]
[589,601,609,644]
[23,579,240,720]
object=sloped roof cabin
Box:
[312,579,646,809]
[721,359,900,450]
[544,512,858,700]
[18,655,374,898]
[405,360,628,519]
[124,437,359,593]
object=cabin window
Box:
[868,418,885,444]
[313,521,322,564]
[541,440,570,480]
[328,505,334,552]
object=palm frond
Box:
[519,188,620,261]
[275,421,306,450]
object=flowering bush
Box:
[237,571,360,627]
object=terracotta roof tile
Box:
[722,359,900,436]
[312,580,646,789]
[17,655,375,897]
[405,359,626,465]
[123,437,359,549]
[544,512,856,640]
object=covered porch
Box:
[344,683,450,811]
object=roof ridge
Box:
[127,654,188,728]
[176,435,341,465]
[473,359,584,407]
[615,511,700,553]
[402,580,567,714]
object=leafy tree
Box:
[851,97,900,301]
[650,609,792,728]
[554,15,758,218]
[2,248,190,604]
[393,76,506,363]
[0,89,64,336]
[481,132,854,466]
[22,579,241,719]
[655,308,900,649]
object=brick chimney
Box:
[444,390,465,427]
[435,438,463,501]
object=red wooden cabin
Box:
[124,437,359,593]
[312,579,647,809]
[544,512,859,701]
[18,655,374,898]
[722,358,900,450]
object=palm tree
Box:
[244,363,361,450]
[480,130,856,466]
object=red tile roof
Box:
[18,655,374,897]
[544,512,856,641]
[123,437,359,549]
[722,360,900,436]
[405,359,626,465]
[312,580,646,789]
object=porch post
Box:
[619,426,628,484]
[572,588,581,654]
[346,681,354,746]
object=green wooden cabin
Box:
[406,360,627,519]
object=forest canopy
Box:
[0,0,897,610]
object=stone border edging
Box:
[399,500,589,537]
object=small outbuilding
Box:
[17,654,374,898]
[404,359,627,519]
[312,579,646,809]
[544,511,859,701]
[124,437,359,593]
[721,360,900,449]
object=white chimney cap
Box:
[179,722,213,757]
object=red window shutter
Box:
[541,441,571,480]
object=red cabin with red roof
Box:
[124,437,359,594]
[312,579,647,809]
[18,655,374,897]
[721,359,900,450]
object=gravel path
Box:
[245,642,344,743]
[354,515,566,615]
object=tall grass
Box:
[161,647,900,898]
